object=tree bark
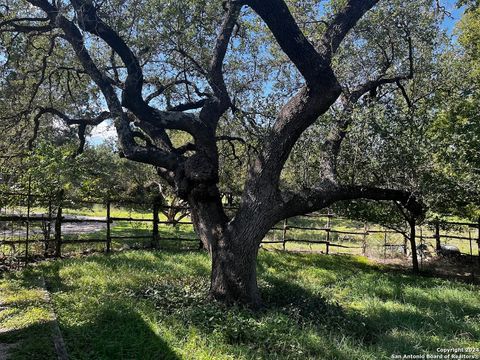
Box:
[209,236,261,308]
[189,190,265,308]
[409,218,419,273]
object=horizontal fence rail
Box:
[1,191,479,269]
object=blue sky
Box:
[442,0,464,34]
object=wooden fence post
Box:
[469,229,473,260]
[106,201,111,253]
[44,199,52,256]
[477,217,480,264]
[152,202,160,249]
[409,217,419,273]
[325,211,331,254]
[419,226,423,269]
[435,218,441,251]
[383,229,387,259]
[362,222,368,255]
[54,204,62,258]
[282,218,288,251]
[25,184,31,265]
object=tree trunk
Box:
[188,189,268,308]
[409,219,419,273]
[209,237,261,308]
[435,220,441,251]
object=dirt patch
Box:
[374,254,480,284]
[1,215,110,237]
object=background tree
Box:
[0,138,162,204]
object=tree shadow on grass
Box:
[0,322,57,360]
[0,307,180,360]
[59,303,180,360]
[261,275,376,341]
[2,268,180,359]
[138,274,378,359]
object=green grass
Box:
[1,250,479,360]
[62,204,154,219]
[0,271,56,359]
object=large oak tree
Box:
[0,0,427,307]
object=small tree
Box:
[338,200,422,272]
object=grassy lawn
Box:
[1,250,479,360]
[0,271,56,359]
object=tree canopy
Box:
[0,0,478,306]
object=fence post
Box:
[44,199,52,256]
[383,229,387,259]
[106,201,111,253]
[469,229,473,261]
[362,222,368,255]
[282,218,288,251]
[54,204,62,258]
[419,226,423,269]
[152,202,160,249]
[477,217,480,265]
[325,210,331,254]
[25,180,31,265]
[410,217,419,273]
[435,218,441,251]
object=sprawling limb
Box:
[234,0,381,229]
[280,185,423,220]
[320,0,380,58]
[0,16,52,33]
[26,0,190,171]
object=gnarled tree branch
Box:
[281,185,423,220]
